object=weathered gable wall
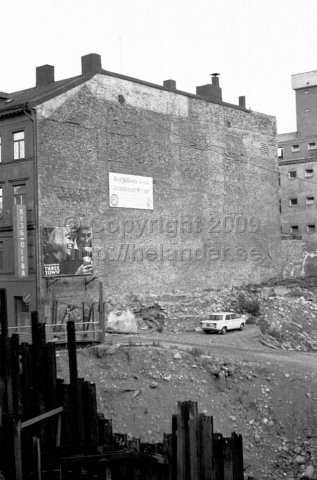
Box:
[36,74,281,304]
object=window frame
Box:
[306,196,315,205]
[307,224,316,234]
[305,168,314,178]
[291,144,300,152]
[288,170,297,179]
[13,184,26,205]
[277,147,284,158]
[13,131,25,160]
[290,225,299,235]
[289,198,298,207]
[308,142,317,151]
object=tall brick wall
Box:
[36,74,282,309]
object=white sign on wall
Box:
[109,173,153,210]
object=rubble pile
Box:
[259,290,317,351]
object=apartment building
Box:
[0,54,281,326]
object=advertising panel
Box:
[13,204,28,278]
[42,225,92,277]
[109,172,153,210]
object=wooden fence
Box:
[0,290,244,479]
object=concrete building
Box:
[278,71,317,242]
[0,53,282,326]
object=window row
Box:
[288,168,313,179]
[278,142,317,158]
[290,225,316,234]
[0,131,25,162]
[288,196,315,206]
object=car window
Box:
[209,314,223,320]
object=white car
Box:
[200,312,245,335]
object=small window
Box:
[308,142,316,150]
[277,147,284,158]
[307,224,316,234]
[13,131,25,160]
[306,197,314,205]
[305,168,314,177]
[290,226,299,234]
[291,144,300,152]
[289,198,298,206]
[289,170,297,179]
[13,184,26,205]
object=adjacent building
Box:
[278,71,317,242]
[0,53,282,327]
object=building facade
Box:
[278,71,317,243]
[0,54,282,326]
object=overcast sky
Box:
[2,0,317,134]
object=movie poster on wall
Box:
[42,226,93,277]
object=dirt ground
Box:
[56,325,317,480]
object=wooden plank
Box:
[67,321,78,385]
[5,337,14,415]
[32,436,42,480]
[176,400,198,480]
[76,378,86,446]
[10,334,21,418]
[21,406,63,429]
[198,414,214,480]
[99,281,105,343]
[223,437,233,480]
[31,311,42,416]
[44,342,57,409]
[232,433,244,480]
[21,342,34,419]
[213,433,224,480]
[0,288,8,338]
[13,419,23,480]
[188,406,199,480]
[83,381,98,445]
[171,413,177,480]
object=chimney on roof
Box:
[163,80,177,91]
[36,65,55,87]
[81,53,102,75]
[196,73,222,103]
[239,96,246,108]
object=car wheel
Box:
[240,323,245,331]
[203,330,210,334]
[220,327,227,335]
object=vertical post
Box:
[232,433,244,480]
[67,321,78,385]
[0,288,8,338]
[213,433,224,480]
[32,437,42,480]
[176,401,198,480]
[198,414,213,480]
[99,281,105,343]
[223,438,233,480]
[67,321,79,444]
[13,420,23,480]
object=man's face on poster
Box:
[77,227,92,248]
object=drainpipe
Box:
[23,105,40,315]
